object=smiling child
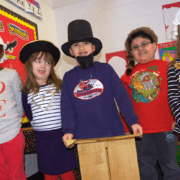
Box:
[61,19,143,146]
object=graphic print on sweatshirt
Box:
[74,79,104,100]
[0,81,6,117]
[129,66,162,103]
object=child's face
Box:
[131,37,156,64]
[32,52,51,85]
[69,41,95,58]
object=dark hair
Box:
[126,31,154,51]
[21,51,62,94]
[0,45,3,59]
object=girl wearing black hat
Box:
[20,40,77,180]
[61,19,143,147]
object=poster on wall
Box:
[0,4,38,83]
[162,1,180,40]
[105,51,128,78]
[158,41,177,62]
[0,5,38,125]
[7,0,42,19]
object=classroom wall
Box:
[53,0,178,78]
[1,0,61,78]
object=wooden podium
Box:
[67,134,140,180]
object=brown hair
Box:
[0,45,4,59]
[125,27,158,75]
[21,51,62,94]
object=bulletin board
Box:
[0,4,38,83]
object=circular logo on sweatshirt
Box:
[74,79,104,100]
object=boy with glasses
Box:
[121,27,180,180]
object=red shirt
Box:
[121,60,175,134]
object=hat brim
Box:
[61,37,102,58]
[19,40,60,64]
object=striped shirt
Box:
[168,58,180,134]
[27,83,61,131]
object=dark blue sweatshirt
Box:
[61,61,138,139]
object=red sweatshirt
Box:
[121,60,175,134]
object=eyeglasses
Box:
[131,41,152,51]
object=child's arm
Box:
[61,73,76,136]
[131,124,143,136]
[120,75,133,133]
[62,133,74,148]
[167,65,180,133]
[109,65,142,135]
[12,70,23,118]
[21,92,33,120]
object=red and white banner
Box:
[0,5,38,83]
[7,0,42,19]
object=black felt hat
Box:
[61,19,102,57]
[19,40,60,64]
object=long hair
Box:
[125,27,158,75]
[21,51,62,94]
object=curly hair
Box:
[125,27,158,75]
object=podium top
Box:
[66,134,141,147]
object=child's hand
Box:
[62,133,74,148]
[131,124,143,137]
[172,122,176,130]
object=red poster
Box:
[0,5,38,83]
[106,51,128,78]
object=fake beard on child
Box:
[77,53,94,69]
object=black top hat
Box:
[61,19,102,57]
[19,40,60,64]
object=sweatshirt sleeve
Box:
[167,66,180,134]
[61,72,76,135]
[109,65,138,129]
[12,70,23,118]
[22,92,33,121]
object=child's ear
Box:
[69,48,74,56]
[92,44,96,52]
[152,42,157,52]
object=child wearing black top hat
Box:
[20,40,77,180]
[61,19,143,146]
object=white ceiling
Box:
[49,0,85,9]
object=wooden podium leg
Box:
[107,138,140,180]
[77,142,111,180]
